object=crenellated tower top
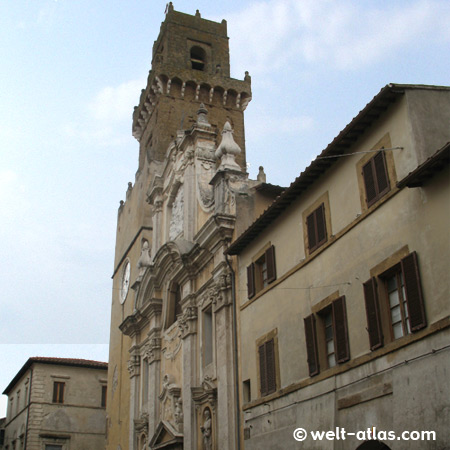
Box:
[132,3,251,171]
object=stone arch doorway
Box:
[356,441,392,450]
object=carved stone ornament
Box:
[192,376,217,412]
[127,354,141,378]
[178,306,198,339]
[143,338,161,363]
[112,365,119,397]
[134,412,149,434]
[159,374,182,427]
[215,121,242,171]
[136,239,151,281]
[169,186,184,241]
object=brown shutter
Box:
[362,160,377,205]
[265,339,276,394]
[332,296,350,363]
[247,263,255,299]
[363,278,384,350]
[304,314,319,376]
[265,245,276,283]
[401,252,426,331]
[258,343,267,396]
[316,203,327,245]
[374,151,390,195]
[53,382,58,403]
[306,212,317,250]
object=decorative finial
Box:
[197,103,211,127]
[215,121,242,171]
[257,166,266,182]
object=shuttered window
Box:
[363,251,426,349]
[306,203,327,252]
[304,314,319,376]
[332,296,350,363]
[258,338,276,396]
[362,151,390,207]
[52,382,65,404]
[401,252,426,331]
[304,296,350,376]
[363,278,384,350]
[247,263,255,298]
[247,245,277,299]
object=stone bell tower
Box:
[107,4,256,450]
[132,2,251,170]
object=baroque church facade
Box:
[106,4,276,450]
[107,4,450,450]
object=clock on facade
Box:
[120,260,131,304]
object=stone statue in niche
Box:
[173,397,183,431]
[169,187,184,241]
[136,239,151,280]
[201,408,212,450]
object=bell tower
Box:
[132,2,251,170]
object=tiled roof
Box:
[397,142,449,188]
[3,357,108,395]
[226,84,450,255]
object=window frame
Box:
[362,150,390,207]
[306,202,327,253]
[363,251,426,350]
[52,381,65,404]
[247,244,276,299]
[304,296,350,377]
[256,329,279,398]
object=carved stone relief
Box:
[169,187,184,241]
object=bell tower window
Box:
[190,46,206,71]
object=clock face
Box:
[120,261,131,304]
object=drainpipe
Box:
[225,252,241,450]
[23,367,33,449]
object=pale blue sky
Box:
[1,0,449,416]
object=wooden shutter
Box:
[265,339,276,394]
[306,212,317,250]
[304,314,319,376]
[363,278,384,350]
[332,296,350,363]
[265,245,276,284]
[374,151,390,195]
[259,339,276,396]
[401,252,426,331]
[362,160,377,206]
[247,263,255,299]
[258,343,267,396]
[316,204,327,245]
[53,382,58,403]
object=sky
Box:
[0,0,449,416]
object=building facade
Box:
[106,4,276,450]
[1,357,108,450]
[227,85,450,449]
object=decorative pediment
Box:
[149,420,183,450]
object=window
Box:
[304,296,350,377]
[363,251,426,350]
[243,379,251,403]
[247,245,276,298]
[258,338,277,397]
[190,46,206,71]
[52,382,65,404]
[0,429,5,446]
[167,282,182,327]
[306,203,327,253]
[101,385,107,408]
[203,308,213,367]
[362,151,390,207]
